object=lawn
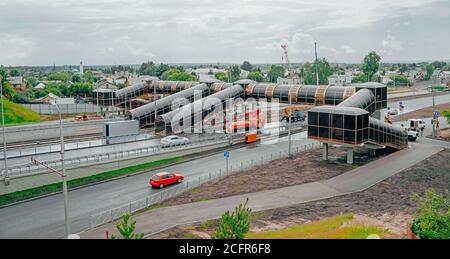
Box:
[2,99,40,125]
[0,156,184,207]
[246,214,386,239]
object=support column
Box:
[323,143,329,161]
[347,147,353,164]
[370,149,376,156]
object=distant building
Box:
[7,76,26,90]
[277,77,302,85]
[34,82,46,90]
[80,61,84,75]
[94,79,119,90]
[327,74,352,86]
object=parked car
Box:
[388,108,399,116]
[160,135,189,146]
[149,172,184,188]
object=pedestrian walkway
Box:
[79,141,443,239]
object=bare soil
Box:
[152,149,450,239]
[392,102,450,122]
[437,127,450,141]
[162,146,393,206]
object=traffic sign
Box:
[224,150,230,158]
[434,111,440,119]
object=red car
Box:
[149,172,184,188]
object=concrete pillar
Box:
[323,143,329,161]
[347,147,353,164]
[370,149,376,156]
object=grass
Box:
[0,156,184,207]
[246,214,386,239]
[2,99,40,125]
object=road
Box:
[0,132,313,238]
[385,93,450,115]
[80,140,443,239]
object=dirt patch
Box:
[436,127,450,141]
[392,102,450,122]
[152,149,450,239]
[162,146,393,206]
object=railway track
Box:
[5,133,103,150]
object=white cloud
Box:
[341,45,356,54]
[0,0,448,64]
[0,33,36,65]
[381,35,404,55]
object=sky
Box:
[0,0,449,66]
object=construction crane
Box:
[281,44,295,79]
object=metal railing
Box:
[4,122,307,179]
[3,134,233,179]
[89,141,321,229]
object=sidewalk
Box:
[79,142,443,239]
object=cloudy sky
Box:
[0,0,449,66]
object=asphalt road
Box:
[0,132,313,239]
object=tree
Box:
[362,51,381,82]
[0,69,7,85]
[213,199,252,239]
[432,61,447,70]
[301,59,333,85]
[214,72,228,82]
[442,110,450,124]
[424,63,435,81]
[399,64,409,73]
[110,214,144,239]
[26,77,38,88]
[351,73,368,83]
[247,71,264,82]
[411,189,450,239]
[388,74,410,87]
[160,69,197,81]
[241,61,253,72]
[267,65,285,83]
[9,69,20,77]
[69,83,92,97]
[229,65,241,82]
[72,73,82,83]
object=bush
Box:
[213,199,252,239]
[411,189,450,239]
[110,214,144,239]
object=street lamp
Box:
[0,75,10,185]
[288,95,293,159]
[32,99,71,238]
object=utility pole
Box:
[154,81,157,135]
[288,96,293,159]
[0,75,10,185]
[315,42,319,86]
[432,87,436,137]
[32,101,71,237]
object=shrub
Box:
[411,189,450,239]
[213,199,252,239]
[110,214,144,239]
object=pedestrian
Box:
[420,127,424,136]
[436,119,440,129]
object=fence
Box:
[89,141,321,229]
[22,103,101,114]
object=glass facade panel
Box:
[332,114,343,128]
[319,113,330,127]
[344,115,356,130]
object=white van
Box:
[407,119,426,130]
